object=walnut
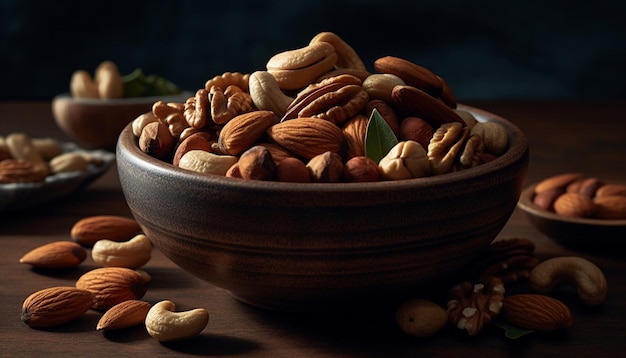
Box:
[209,85,253,125]
[447,277,505,336]
[471,238,541,284]
[183,89,209,128]
[152,100,189,138]
[427,122,469,175]
[204,71,250,92]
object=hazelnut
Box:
[342,156,380,182]
[306,151,344,183]
[139,121,174,160]
[276,157,310,183]
[238,145,276,181]
[379,141,430,180]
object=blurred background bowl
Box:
[517,184,626,251]
[116,104,529,312]
[52,92,191,150]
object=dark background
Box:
[2,0,625,101]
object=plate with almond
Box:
[517,172,626,250]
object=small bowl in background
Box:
[52,92,192,150]
[517,184,626,250]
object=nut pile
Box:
[70,60,181,99]
[19,215,209,342]
[532,173,626,219]
[131,32,509,183]
[0,133,101,184]
[395,238,608,338]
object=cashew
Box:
[91,234,152,269]
[145,300,209,342]
[132,112,159,137]
[49,152,91,173]
[178,150,238,176]
[248,71,294,118]
[95,61,123,99]
[70,70,99,98]
[529,256,608,306]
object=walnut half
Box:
[447,277,505,336]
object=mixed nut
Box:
[19,219,609,342]
[130,32,510,183]
[0,133,102,184]
[396,238,608,338]
[532,173,626,219]
[19,215,209,342]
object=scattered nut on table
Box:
[145,300,209,342]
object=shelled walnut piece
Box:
[533,173,626,219]
[131,31,511,183]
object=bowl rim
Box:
[52,91,194,105]
[117,103,529,193]
[517,184,626,226]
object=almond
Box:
[373,56,443,98]
[390,85,464,128]
[596,183,626,197]
[267,117,343,160]
[553,192,596,218]
[501,294,572,331]
[21,286,95,328]
[71,215,142,247]
[76,267,149,310]
[341,114,368,159]
[19,241,87,269]
[593,195,626,219]
[217,110,279,155]
[96,299,152,331]
[534,173,584,194]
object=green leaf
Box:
[364,108,398,164]
[493,318,535,339]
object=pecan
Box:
[0,159,48,183]
[282,74,368,125]
[447,277,505,336]
[427,122,469,175]
[471,238,540,284]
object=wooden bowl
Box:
[116,104,529,312]
[517,184,626,250]
[52,92,191,150]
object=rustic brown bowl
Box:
[517,184,626,250]
[116,104,529,312]
[52,92,191,150]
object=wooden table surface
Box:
[1,100,625,357]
